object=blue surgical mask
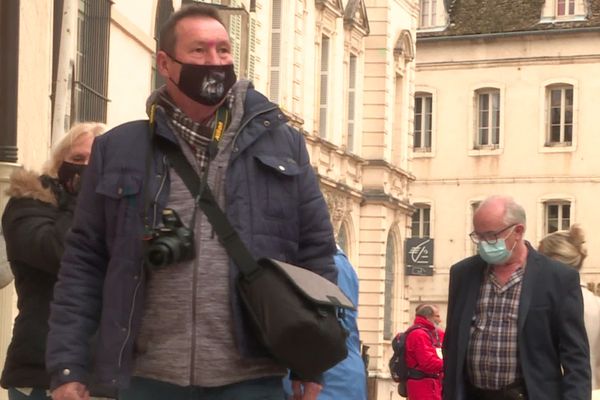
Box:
[478,239,515,264]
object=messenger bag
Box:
[154,130,355,380]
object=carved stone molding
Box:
[322,188,352,230]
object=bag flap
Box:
[258,258,356,310]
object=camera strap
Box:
[153,115,262,280]
[143,103,229,233]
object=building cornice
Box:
[416,54,600,71]
[363,159,416,182]
[417,26,600,42]
[361,189,413,211]
[412,176,600,185]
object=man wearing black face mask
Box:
[47,4,337,400]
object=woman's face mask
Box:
[58,161,86,195]
[168,55,237,106]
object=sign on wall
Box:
[404,237,434,276]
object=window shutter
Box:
[319,36,330,138]
[269,0,282,101]
[347,55,357,151]
[248,17,257,81]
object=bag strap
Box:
[154,133,262,281]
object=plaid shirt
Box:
[156,92,233,170]
[466,264,525,389]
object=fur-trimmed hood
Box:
[5,169,58,207]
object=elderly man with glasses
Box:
[442,195,591,400]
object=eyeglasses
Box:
[469,224,517,244]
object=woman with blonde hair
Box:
[539,224,600,389]
[0,122,105,400]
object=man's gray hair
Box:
[416,304,435,318]
[477,195,526,226]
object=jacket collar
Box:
[6,169,57,206]
[518,241,542,332]
[414,315,437,331]
[461,241,539,334]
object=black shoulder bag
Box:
[154,133,355,380]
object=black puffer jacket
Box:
[0,169,75,389]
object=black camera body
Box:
[144,208,195,269]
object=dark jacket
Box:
[46,88,337,393]
[0,170,75,389]
[443,243,591,400]
[405,315,443,400]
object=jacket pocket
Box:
[96,172,143,240]
[253,154,301,220]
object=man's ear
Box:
[515,224,526,239]
[156,51,172,79]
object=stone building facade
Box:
[0,1,423,399]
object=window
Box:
[414,93,432,151]
[419,0,437,28]
[338,223,349,255]
[347,54,358,152]
[411,205,431,238]
[545,202,571,234]
[541,0,586,22]
[557,0,575,16]
[475,89,500,148]
[319,35,330,138]
[547,85,573,146]
[72,0,111,123]
[384,231,396,340]
[269,0,281,102]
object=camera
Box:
[144,208,195,269]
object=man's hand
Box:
[290,380,323,400]
[51,382,90,400]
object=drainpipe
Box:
[52,0,77,144]
[0,0,20,163]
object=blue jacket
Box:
[46,88,337,393]
[284,248,367,399]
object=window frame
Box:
[346,53,358,152]
[419,0,438,28]
[318,34,331,139]
[468,84,504,156]
[556,0,576,17]
[411,204,431,238]
[544,201,571,234]
[474,89,501,149]
[540,0,587,22]
[413,92,433,153]
[71,0,111,124]
[546,84,574,147]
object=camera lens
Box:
[145,236,182,269]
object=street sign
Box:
[405,237,434,276]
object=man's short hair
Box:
[476,195,527,226]
[158,4,226,55]
[416,304,435,318]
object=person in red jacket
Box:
[405,305,444,400]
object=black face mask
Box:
[168,55,237,106]
[58,161,86,195]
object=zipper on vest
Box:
[118,158,167,369]
[152,155,169,226]
[118,261,145,369]
[189,221,202,384]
